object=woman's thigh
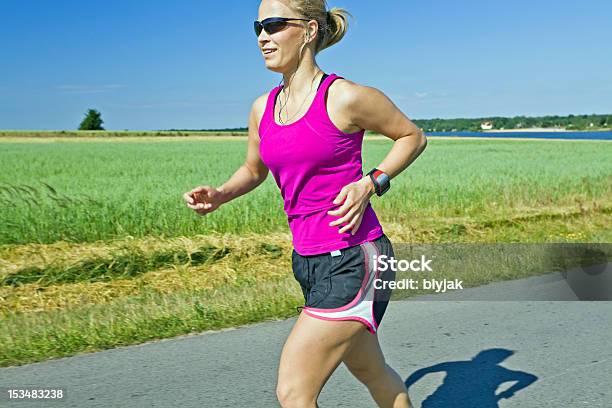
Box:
[277,310,368,399]
[341,328,387,385]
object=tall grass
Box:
[1,138,610,245]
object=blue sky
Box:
[1,0,610,130]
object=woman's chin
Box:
[265,63,284,73]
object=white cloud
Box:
[390,91,449,101]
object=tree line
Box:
[77,108,611,132]
[411,114,611,132]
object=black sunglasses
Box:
[254,17,310,37]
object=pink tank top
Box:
[258,73,384,255]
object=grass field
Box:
[1,135,610,244]
[1,133,610,366]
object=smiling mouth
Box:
[263,49,277,55]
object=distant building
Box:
[481,121,493,130]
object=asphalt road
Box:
[2,270,611,407]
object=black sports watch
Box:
[366,168,391,196]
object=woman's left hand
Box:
[327,177,376,235]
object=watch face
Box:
[375,173,390,186]
[368,169,390,196]
[372,172,390,196]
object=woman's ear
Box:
[304,22,317,43]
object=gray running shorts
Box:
[291,233,396,334]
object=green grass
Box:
[0,136,611,367]
[1,137,610,245]
[0,274,302,366]
[1,243,232,286]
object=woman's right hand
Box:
[183,185,225,216]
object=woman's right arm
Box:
[184,95,269,214]
[216,95,270,202]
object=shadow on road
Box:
[405,348,538,407]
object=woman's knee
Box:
[276,379,318,408]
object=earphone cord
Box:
[278,71,322,124]
[277,30,323,124]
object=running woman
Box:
[184,1,427,407]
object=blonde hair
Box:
[284,0,352,54]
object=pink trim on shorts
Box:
[370,241,380,330]
[302,308,376,334]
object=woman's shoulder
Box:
[253,90,275,133]
[253,91,270,114]
[326,77,384,134]
[328,77,382,108]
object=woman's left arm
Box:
[328,83,428,235]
